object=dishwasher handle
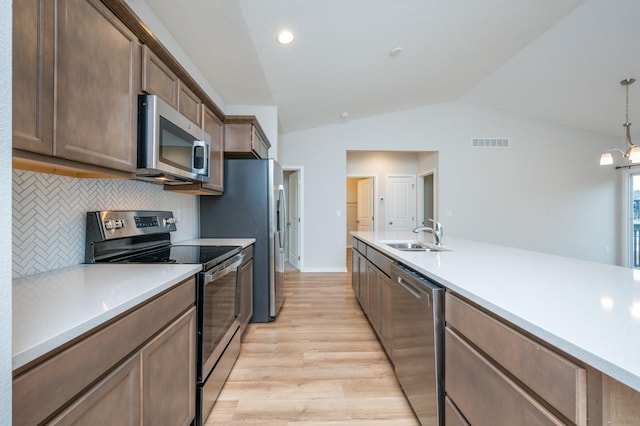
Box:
[396,275,431,306]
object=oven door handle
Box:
[203,253,245,284]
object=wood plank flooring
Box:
[205,271,418,425]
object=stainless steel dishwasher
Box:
[391,263,444,426]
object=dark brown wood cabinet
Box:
[13,278,196,426]
[238,245,254,338]
[142,308,196,426]
[12,0,54,155]
[444,292,587,425]
[224,116,271,159]
[12,0,139,177]
[141,45,201,126]
[48,354,142,425]
[141,44,179,108]
[201,106,225,193]
[352,237,393,359]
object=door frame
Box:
[621,168,633,268]
[283,166,304,271]
[417,168,438,226]
[347,175,377,235]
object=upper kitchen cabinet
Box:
[12,0,139,177]
[141,45,202,126]
[224,116,271,159]
[12,0,54,156]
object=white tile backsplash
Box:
[12,170,199,277]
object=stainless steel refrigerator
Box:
[200,159,285,322]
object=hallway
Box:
[206,271,418,425]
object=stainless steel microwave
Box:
[136,94,211,185]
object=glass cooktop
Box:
[113,245,241,269]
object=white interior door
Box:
[387,176,416,231]
[287,171,300,269]
[357,178,374,231]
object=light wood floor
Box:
[206,270,418,425]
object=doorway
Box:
[346,176,375,247]
[283,167,303,271]
[417,170,437,226]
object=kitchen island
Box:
[353,230,640,424]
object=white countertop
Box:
[353,231,640,392]
[12,263,201,371]
[12,237,254,371]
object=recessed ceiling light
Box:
[277,30,294,45]
[389,46,403,57]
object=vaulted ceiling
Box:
[143,0,640,137]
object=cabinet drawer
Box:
[366,246,392,277]
[445,328,564,426]
[356,238,367,254]
[445,293,586,424]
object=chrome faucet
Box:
[413,219,443,246]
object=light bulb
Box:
[277,30,294,45]
[629,146,640,163]
[599,152,613,166]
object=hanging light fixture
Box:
[600,78,639,165]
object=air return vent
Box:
[471,138,510,148]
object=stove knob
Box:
[105,219,125,230]
[164,217,177,226]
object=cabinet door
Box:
[142,307,196,426]
[251,126,269,158]
[358,252,368,310]
[54,0,139,172]
[12,0,54,154]
[379,272,393,360]
[239,257,254,336]
[202,106,224,192]
[366,261,380,332]
[48,354,141,426]
[178,82,201,126]
[141,45,179,108]
[351,248,359,296]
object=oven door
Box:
[197,253,244,382]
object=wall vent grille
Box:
[472,138,510,148]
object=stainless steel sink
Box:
[382,241,450,252]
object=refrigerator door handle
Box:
[278,185,286,252]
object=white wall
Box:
[279,101,619,270]
[1,0,11,420]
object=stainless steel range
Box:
[85,210,243,426]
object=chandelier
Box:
[600,78,639,165]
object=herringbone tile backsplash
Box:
[12,170,199,277]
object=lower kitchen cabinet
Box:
[351,237,394,361]
[238,244,254,338]
[48,353,142,425]
[444,292,586,425]
[142,307,196,426]
[13,278,196,426]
